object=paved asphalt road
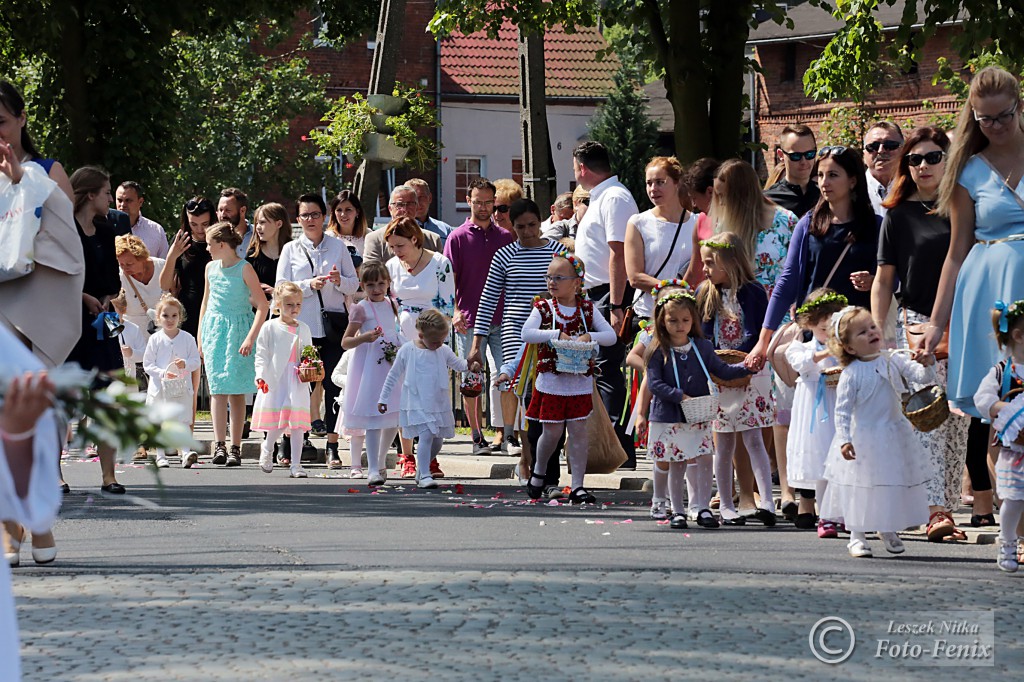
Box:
[10,445,1023,681]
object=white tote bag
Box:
[0,163,57,282]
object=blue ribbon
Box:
[995,300,1010,333]
[809,341,832,433]
[91,312,120,340]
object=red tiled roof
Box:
[441,20,618,98]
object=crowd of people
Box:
[2,64,1024,619]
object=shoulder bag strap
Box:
[301,246,327,315]
[978,155,1024,212]
[822,240,853,290]
[125,274,150,311]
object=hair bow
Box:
[830,305,859,339]
[995,300,1011,333]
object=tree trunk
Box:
[706,0,754,159]
[57,3,96,168]
[353,0,408,219]
[518,26,556,211]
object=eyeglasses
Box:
[544,275,577,283]
[973,103,1018,129]
[493,204,510,214]
[185,198,213,214]
[780,149,817,162]
[864,140,902,154]
[818,145,849,158]
[470,200,494,208]
[297,212,323,220]
[389,201,416,209]
[906,150,946,167]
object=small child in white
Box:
[111,290,146,381]
[253,282,314,478]
[973,299,1024,572]
[142,294,201,468]
[379,309,467,489]
[821,306,934,558]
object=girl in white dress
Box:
[0,324,61,682]
[973,299,1024,572]
[142,294,201,468]
[253,282,314,478]
[378,309,467,489]
[821,306,934,558]
[342,262,405,486]
[784,289,846,533]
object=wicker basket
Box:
[682,385,720,425]
[460,370,484,398]
[902,384,949,432]
[712,349,751,388]
[161,364,190,399]
[822,367,843,388]
[550,338,597,375]
[297,363,325,384]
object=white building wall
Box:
[436,101,599,227]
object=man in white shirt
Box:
[863,121,904,218]
[572,141,639,469]
[115,181,169,258]
[539,191,574,234]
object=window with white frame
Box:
[512,158,524,188]
[455,157,485,209]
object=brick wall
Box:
[754,25,966,174]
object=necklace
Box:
[404,249,425,274]
[550,295,582,328]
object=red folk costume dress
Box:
[524,296,600,423]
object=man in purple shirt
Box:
[444,178,515,454]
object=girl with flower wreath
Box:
[695,233,776,526]
[521,254,617,504]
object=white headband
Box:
[831,305,859,339]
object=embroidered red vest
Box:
[534,296,596,376]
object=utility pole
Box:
[518,26,556,211]
[353,0,408,219]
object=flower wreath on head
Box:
[699,239,733,250]
[994,299,1024,333]
[656,290,698,308]
[555,252,585,280]
[650,278,689,298]
[796,291,849,318]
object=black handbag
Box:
[302,247,348,344]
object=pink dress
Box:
[251,325,312,432]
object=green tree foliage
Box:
[803,0,892,106]
[587,66,659,210]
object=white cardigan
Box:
[142,329,201,398]
[275,233,358,337]
[254,318,314,387]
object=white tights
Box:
[715,430,774,513]
[348,433,365,470]
[364,428,398,476]
[1000,498,1024,548]
[534,420,589,490]
[685,456,714,512]
[263,429,304,467]
[416,433,444,478]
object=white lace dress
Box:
[784,338,839,489]
[820,352,932,532]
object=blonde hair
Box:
[494,178,524,203]
[271,281,303,315]
[416,308,450,338]
[111,289,128,313]
[711,159,776,256]
[571,185,590,203]
[695,232,756,323]
[206,221,242,249]
[646,156,686,202]
[938,66,1024,216]
[114,234,151,260]
[155,293,186,325]
[828,306,871,366]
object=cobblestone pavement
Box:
[10,449,1024,680]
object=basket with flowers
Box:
[297,345,325,383]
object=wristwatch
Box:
[609,303,627,310]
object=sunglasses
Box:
[493,204,510,214]
[185,198,213,214]
[818,145,849,158]
[973,103,1018,129]
[580,197,590,206]
[865,140,902,154]
[906,150,946,167]
[780,149,817,162]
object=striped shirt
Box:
[474,239,568,363]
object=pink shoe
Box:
[817,520,838,539]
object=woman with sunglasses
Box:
[747,146,881,372]
[161,197,215,338]
[927,67,1024,526]
[870,126,972,541]
[491,178,522,233]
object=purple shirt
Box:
[443,218,515,327]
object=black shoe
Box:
[794,513,818,529]
[970,513,996,527]
[696,509,720,529]
[301,438,320,463]
[568,487,597,505]
[241,420,251,440]
[670,513,689,529]
[526,473,546,500]
[100,482,126,494]
[752,508,777,527]
[211,441,228,465]
[226,445,241,467]
[272,440,279,464]
[310,419,328,437]
[60,482,71,495]
[721,515,746,526]
[780,500,799,521]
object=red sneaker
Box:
[397,455,417,479]
[817,520,839,539]
[430,457,445,479]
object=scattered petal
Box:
[656,520,670,526]
[621,519,633,524]
[347,488,360,493]
[546,500,560,506]
[539,521,546,526]
[601,532,611,536]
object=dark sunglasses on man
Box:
[865,139,902,154]
[906,151,946,167]
[780,149,817,162]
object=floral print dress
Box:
[754,206,797,297]
[386,251,456,342]
[714,289,775,432]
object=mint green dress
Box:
[200,260,256,395]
